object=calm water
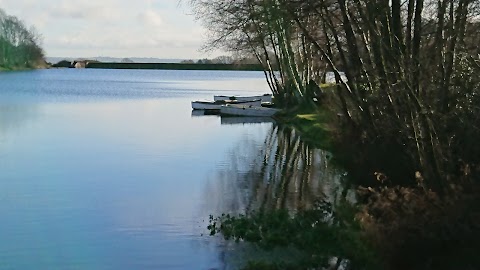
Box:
[0,69,345,269]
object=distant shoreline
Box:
[53,62,266,71]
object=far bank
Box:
[52,61,267,71]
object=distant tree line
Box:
[0,8,44,69]
[180,55,262,65]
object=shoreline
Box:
[52,62,268,71]
[0,64,49,72]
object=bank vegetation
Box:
[192,0,480,269]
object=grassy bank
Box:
[0,66,30,71]
[0,62,49,72]
[276,109,336,150]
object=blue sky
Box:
[0,0,215,58]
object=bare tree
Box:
[192,0,480,191]
[191,0,327,107]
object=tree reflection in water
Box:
[0,103,39,139]
[206,124,352,216]
[204,123,357,269]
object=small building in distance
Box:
[74,61,86,68]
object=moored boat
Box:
[214,94,272,103]
[191,99,261,110]
[219,104,280,117]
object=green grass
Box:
[0,65,32,71]
[0,64,48,72]
[277,107,337,150]
[275,84,344,150]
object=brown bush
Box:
[357,180,480,270]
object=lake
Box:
[0,69,345,269]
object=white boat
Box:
[219,104,280,117]
[214,94,273,103]
[191,99,261,110]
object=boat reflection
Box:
[220,116,275,125]
[191,109,220,117]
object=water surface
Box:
[0,69,344,269]
[0,69,276,269]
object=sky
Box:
[0,0,216,59]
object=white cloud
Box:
[138,10,164,27]
[47,0,122,21]
[0,0,224,59]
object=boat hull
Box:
[191,100,261,110]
